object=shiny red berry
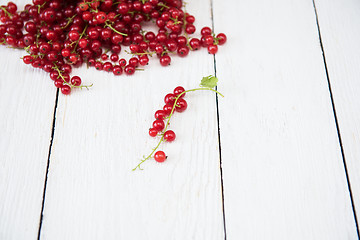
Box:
[154,151,166,162]
[164,130,176,142]
[153,119,165,131]
[175,98,187,112]
[61,85,71,95]
[149,128,158,137]
[173,86,185,98]
[154,110,166,120]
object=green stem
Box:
[61,14,77,29]
[52,63,92,89]
[132,87,223,171]
[0,6,12,17]
[157,2,170,9]
[72,24,88,53]
[125,49,155,57]
[104,22,128,36]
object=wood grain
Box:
[0,43,56,238]
[212,0,358,239]
[314,0,360,229]
[39,0,225,239]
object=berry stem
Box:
[61,14,77,30]
[132,86,223,171]
[0,6,12,17]
[104,21,128,36]
[71,24,88,52]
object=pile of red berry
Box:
[0,0,227,95]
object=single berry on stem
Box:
[153,119,165,131]
[164,130,176,142]
[149,128,158,137]
[154,151,167,163]
[175,98,187,112]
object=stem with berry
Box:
[132,75,223,171]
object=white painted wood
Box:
[213,0,358,239]
[0,16,57,240]
[39,1,224,239]
[314,0,360,227]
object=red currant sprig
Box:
[132,75,224,171]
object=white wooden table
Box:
[1,0,360,239]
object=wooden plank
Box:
[212,0,358,239]
[0,32,57,240]
[314,0,360,230]
[39,1,225,239]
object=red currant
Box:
[70,76,81,86]
[154,151,166,162]
[159,55,171,66]
[201,26,212,36]
[153,119,165,131]
[149,128,158,137]
[164,93,176,105]
[163,104,173,116]
[175,98,187,112]
[173,86,185,97]
[207,45,218,54]
[164,130,176,142]
[154,110,166,120]
[61,85,71,95]
[216,33,227,45]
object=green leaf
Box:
[200,75,218,88]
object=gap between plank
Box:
[210,0,227,239]
[312,0,360,237]
[37,89,59,240]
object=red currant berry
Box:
[61,85,71,95]
[177,46,189,57]
[54,79,63,88]
[70,76,81,86]
[101,54,108,61]
[95,62,103,70]
[164,93,176,105]
[61,48,71,57]
[129,57,139,67]
[119,58,126,67]
[201,26,212,36]
[149,128,158,137]
[175,98,187,112]
[185,24,196,34]
[112,65,123,75]
[216,33,227,45]
[139,55,149,66]
[95,11,107,24]
[164,130,176,142]
[103,62,113,72]
[110,53,119,62]
[153,119,165,131]
[124,65,135,75]
[189,38,200,50]
[204,35,214,45]
[23,55,33,64]
[159,55,171,66]
[154,151,166,163]
[173,86,185,98]
[186,15,195,24]
[207,45,218,54]
[154,110,166,120]
[163,104,173,116]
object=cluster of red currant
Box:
[149,86,186,162]
[0,0,227,95]
[133,75,223,170]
